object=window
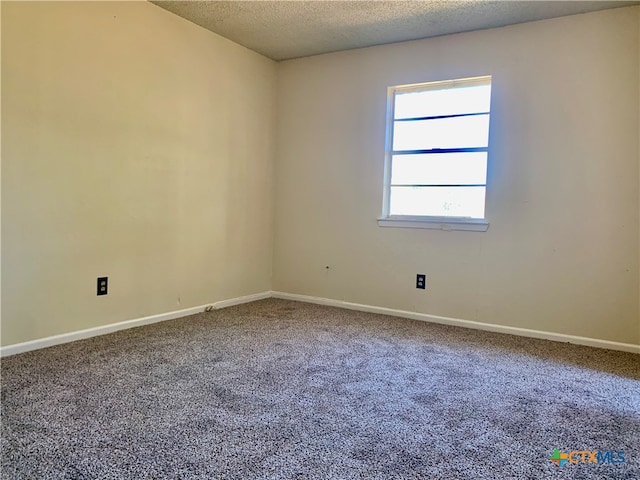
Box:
[378,76,492,231]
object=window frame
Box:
[378,76,492,232]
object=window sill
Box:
[377,216,489,232]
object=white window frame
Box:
[378,76,491,232]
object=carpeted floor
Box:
[1,298,639,479]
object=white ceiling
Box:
[150,1,638,61]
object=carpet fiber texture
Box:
[2,298,639,479]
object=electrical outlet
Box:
[97,277,108,296]
[416,274,426,290]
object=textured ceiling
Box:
[150,1,638,61]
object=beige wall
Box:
[3,3,639,349]
[273,7,640,345]
[1,1,276,346]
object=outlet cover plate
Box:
[97,277,108,296]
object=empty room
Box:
[1,0,639,478]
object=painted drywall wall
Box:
[0,1,4,338]
[2,1,276,346]
[274,7,640,345]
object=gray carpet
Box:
[1,298,639,479]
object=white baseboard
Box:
[3,290,638,356]
[212,291,271,310]
[271,291,640,354]
[0,291,271,357]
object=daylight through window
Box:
[382,76,492,223]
